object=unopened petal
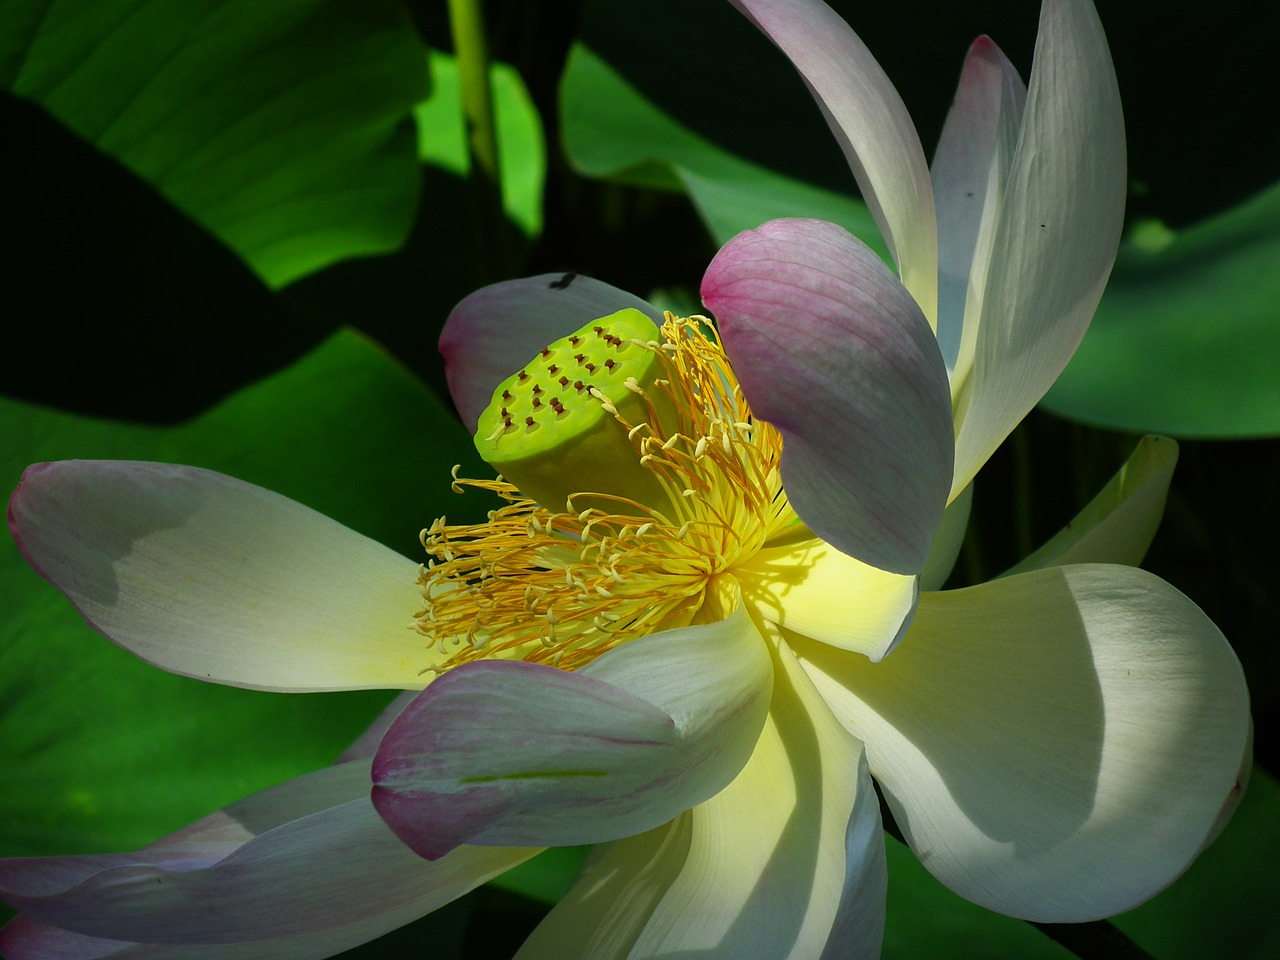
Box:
[8,461,431,692]
[372,604,772,859]
[702,218,953,575]
[951,0,1126,495]
[517,636,885,960]
[797,564,1251,921]
[728,0,937,319]
[441,274,662,429]
[0,763,533,946]
[737,537,917,661]
[931,36,1027,377]
[1004,435,1178,574]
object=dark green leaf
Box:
[1043,182,1280,438]
[562,0,887,255]
[1,0,429,288]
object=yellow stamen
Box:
[417,314,796,673]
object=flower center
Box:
[417,312,795,673]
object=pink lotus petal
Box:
[702,218,953,575]
[372,606,772,859]
[516,639,886,960]
[441,274,662,429]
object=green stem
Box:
[448,0,506,269]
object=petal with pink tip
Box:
[728,0,937,319]
[441,274,662,429]
[702,218,953,575]
[8,461,432,692]
[951,0,1126,495]
[372,604,772,860]
[931,36,1027,375]
[0,762,535,946]
[515,636,885,960]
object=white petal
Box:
[517,636,885,959]
[797,564,1251,921]
[737,537,918,661]
[8,461,432,691]
[513,819,691,960]
[920,481,973,592]
[931,37,1026,377]
[951,0,1127,495]
[728,0,937,321]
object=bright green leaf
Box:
[562,1,887,255]
[1043,182,1280,437]
[417,50,545,239]
[1,0,429,288]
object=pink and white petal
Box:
[372,604,773,860]
[517,637,885,960]
[736,536,917,661]
[796,565,1251,921]
[951,0,1126,495]
[1004,435,1178,575]
[702,219,953,575]
[0,762,534,945]
[441,274,662,429]
[728,0,937,319]
[8,461,432,692]
[931,37,1027,378]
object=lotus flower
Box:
[0,0,1250,958]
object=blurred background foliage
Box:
[1,0,1276,956]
